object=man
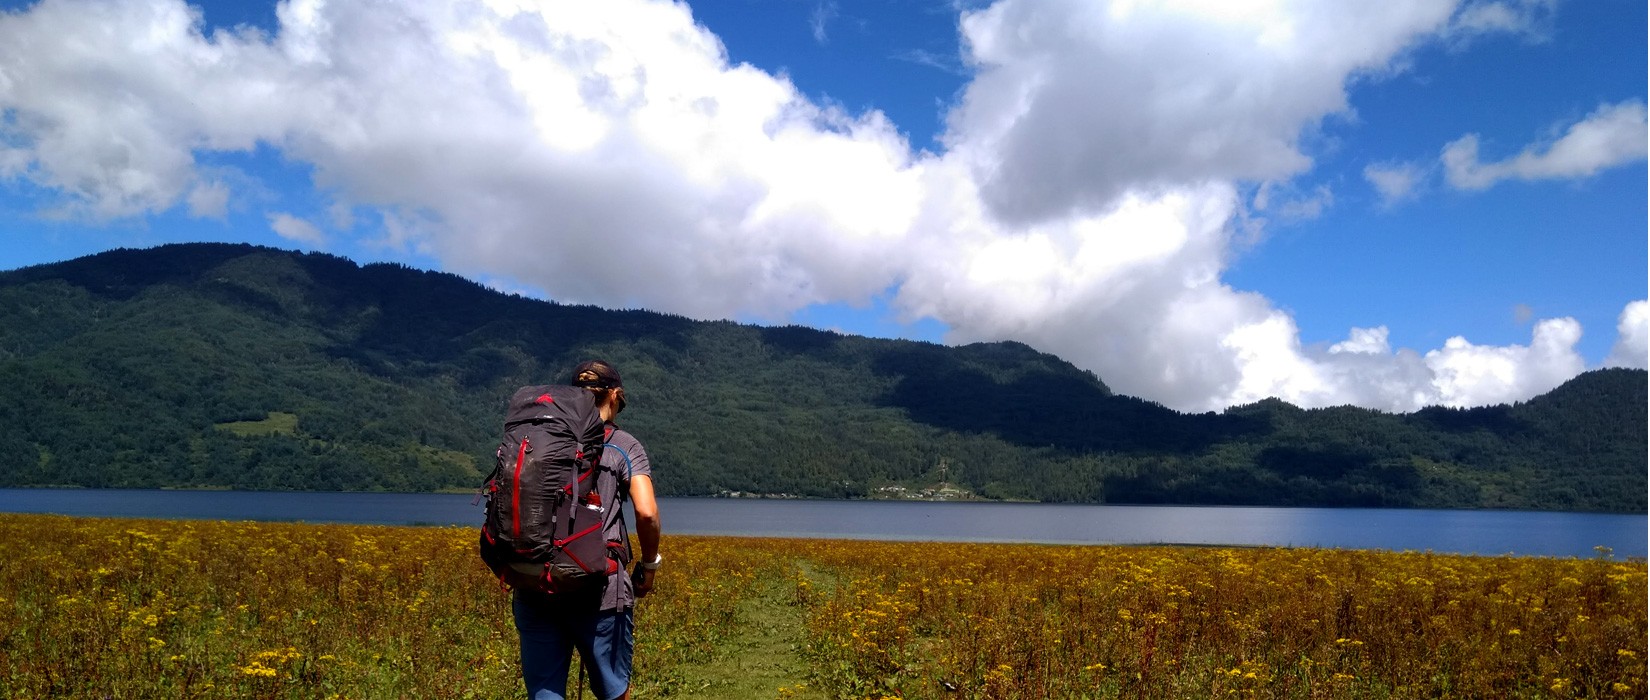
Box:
[512,360,661,700]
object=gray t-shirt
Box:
[596,425,651,611]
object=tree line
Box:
[0,243,1642,513]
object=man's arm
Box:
[629,474,661,597]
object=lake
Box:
[0,488,1642,559]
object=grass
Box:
[651,565,828,700]
[213,411,301,437]
[0,514,1643,699]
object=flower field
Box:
[790,540,1647,698]
[0,513,1642,699]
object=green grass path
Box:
[643,571,831,700]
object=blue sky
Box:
[0,0,1643,412]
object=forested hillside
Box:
[0,243,1642,512]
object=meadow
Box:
[0,514,1642,699]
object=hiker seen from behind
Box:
[483,360,662,700]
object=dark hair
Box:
[570,360,626,415]
[570,360,622,389]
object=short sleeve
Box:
[604,429,651,481]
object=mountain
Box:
[0,243,1642,512]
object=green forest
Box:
[0,243,1643,512]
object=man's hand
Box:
[631,565,656,598]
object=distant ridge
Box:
[0,243,1642,512]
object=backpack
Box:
[478,384,627,594]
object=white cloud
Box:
[0,0,1627,414]
[0,0,285,219]
[1604,300,1649,370]
[0,145,28,178]
[187,180,230,219]
[942,0,1455,225]
[268,212,324,246]
[1253,181,1335,222]
[1445,0,1556,43]
[1330,326,1392,355]
[1275,185,1334,221]
[892,48,967,76]
[1421,317,1586,407]
[1443,100,1649,190]
[1363,161,1425,205]
[810,2,838,45]
[1215,318,1589,413]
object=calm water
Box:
[0,489,1642,559]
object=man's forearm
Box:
[636,515,661,562]
[629,475,661,563]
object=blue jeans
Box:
[512,591,634,700]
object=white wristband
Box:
[640,554,663,570]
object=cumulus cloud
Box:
[1253,181,1335,222]
[0,0,1631,413]
[0,1,284,219]
[942,0,1455,226]
[1363,161,1425,205]
[1330,327,1393,355]
[1604,301,1649,370]
[1422,317,1586,407]
[1442,100,1649,190]
[187,181,230,219]
[1235,319,1588,412]
[268,212,324,246]
[1445,0,1556,43]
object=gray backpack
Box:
[478,384,625,593]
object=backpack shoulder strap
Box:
[599,424,636,557]
[601,425,636,485]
